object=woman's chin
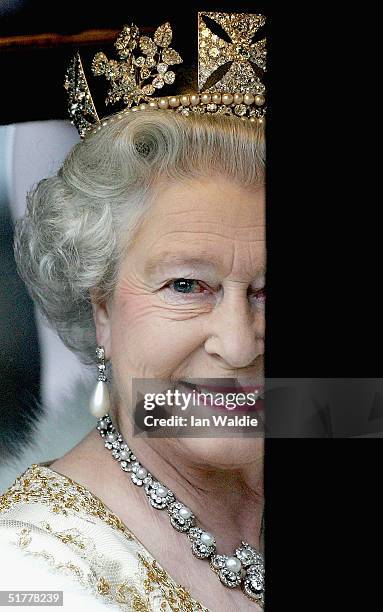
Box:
[178,436,263,469]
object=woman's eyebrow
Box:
[144,253,266,279]
[144,253,221,275]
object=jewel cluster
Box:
[64,53,100,138]
[96,413,264,606]
[197,12,266,96]
[64,11,267,139]
[91,22,183,107]
[96,346,107,382]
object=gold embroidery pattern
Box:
[13,524,153,611]
[140,554,209,611]
[37,522,86,550]
[11,525,106,603]
[0,465,211,611]
[0,464,133,538]
[17,526,32,548]
[12,523,206,611]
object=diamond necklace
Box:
[96,413,264,606]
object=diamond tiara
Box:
[64,11,267,139]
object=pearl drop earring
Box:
[89,345,111,418]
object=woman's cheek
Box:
[110,293,202,376]
[111,295,157,356]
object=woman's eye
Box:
[162,279,265,302]
[168,278,207,294]
[250,287,266,302]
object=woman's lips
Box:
[176,380,264,411]
[179,379,264,394]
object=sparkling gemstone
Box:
[234,104,247,116]
[189,527,201,538]
[134,56,145,67]
[217,106,233,115]
[211,554,226,568]
[163,71,175,84]
[140,67,151,79]
[152,76,165,89]
[208,47,220,58]
[106,432,117,443]
[95,347,105,359]
[242,550,252,561]
[191,106,205,114]
[119,450,129,460]
[162,48,182,64]
[235,44,250,60]
[251,577,263,591]
[142,84,155,95]
[157,63,168,74]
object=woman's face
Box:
[93,174,265,466]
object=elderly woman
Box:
[0,108,265,611]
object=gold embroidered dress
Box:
[0,463,210,611]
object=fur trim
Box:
[0,378,96,493]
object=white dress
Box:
[0,462,210,611]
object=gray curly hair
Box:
[13,109,265,365]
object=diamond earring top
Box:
[89,345,111,418]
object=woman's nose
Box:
[203,288,264,369]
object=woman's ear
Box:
[90,289,112,359]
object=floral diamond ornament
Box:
[167,501,196,532]
[144,479,175,509]
[188,527,217,559]
[210,553,242,588]
[210,541,265,597]
[243,563,265,605]
[236,541,265,604]
[235,540,264,567]
[91,22,183,107]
